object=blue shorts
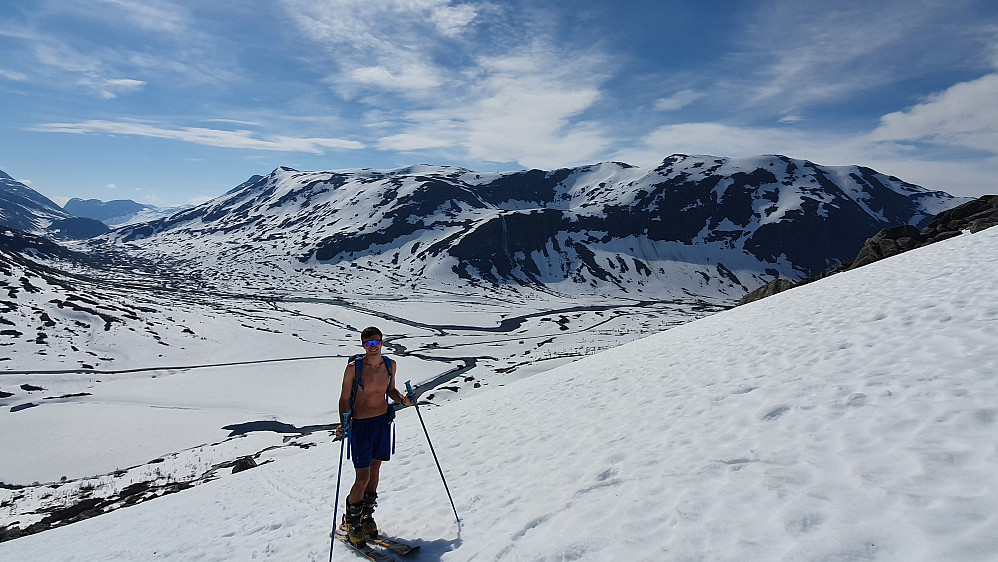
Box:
[350,412,392,469]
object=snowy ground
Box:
[3,226,998,560]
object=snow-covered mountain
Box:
[0,170,109,239]
[109,155,964,300]
[0,170,72,232]
[64,198,193,227]
[2,209,995,561]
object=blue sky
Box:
[1,0,997,207]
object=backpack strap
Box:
[348,354,365,413]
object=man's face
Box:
[362,337,382,353]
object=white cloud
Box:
[92,78,147,99]
[94,0,190,34]
[430,3,479,37]
[280,1,615,168]
[614,114,998,198]
[33,42,101,74]
[32,120,366,153]
[618,123,808,165]
[0,69,28,81]
[281,0,479,54]
[347,63,442,91]
[106,183,117,190]
[377,46,611,169]
[870,73,998,155]
[654,89,703,111]
[283,0,485,98]
[725,0,994,118]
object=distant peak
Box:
[0,169,13,180]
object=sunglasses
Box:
[362,339,382,347]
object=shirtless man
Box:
[337,326,414,546]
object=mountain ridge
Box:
[107,154,966,300]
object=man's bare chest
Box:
[357,363,390,398]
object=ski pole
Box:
[328,412,349,562]
[406,380,461,524]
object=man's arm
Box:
[387,363,414,407]
[336,363,354,437]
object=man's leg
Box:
[344,466,371,544]
[366,459,382,495]
[349,466,371,504]
[361,459,383,536]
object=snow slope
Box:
[2,227,997,561]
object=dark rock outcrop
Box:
[847,225,924,270]
[738,195,997,305]
[737,278,796,305]
[231,456,258,474]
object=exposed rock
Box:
[923,194,998,240]
[231,456,258,474]
[738,278,796,306]
[847,225,924,270]
[739,194,997,305]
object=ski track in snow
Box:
[2,228,997,560]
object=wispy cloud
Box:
[654,89,703,112]
[94,0,191,34]
[282,1,614,168]
[870,73,998,155]
[0,69,29,81]
[32,120,365,153]
[618,62,998,198]
[282,0,483,99]
[94,78,147,99]
[377,45,611,169]
[1,0,233,99]
[723,0,995,119]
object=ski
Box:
[333,531,396,562]
[366,535,420,556]
[337,523,420,556]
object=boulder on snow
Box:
[922,194,998,240]
[231,456,258,474]
[737,278,796,306]
[847,225,924,271]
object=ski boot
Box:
[344,498,367,546]
[361,492,379,538]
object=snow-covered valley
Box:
[2,210,996,560]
